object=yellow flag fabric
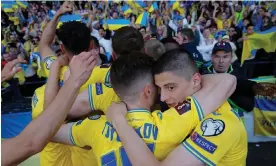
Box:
[241,27,276,65]
[253,96,276,137]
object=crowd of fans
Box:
[1,1,276,87]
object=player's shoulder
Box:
[199,109,243,138]
[74,114,107,128]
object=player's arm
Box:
[67,88,91,120]
[39,2,72,59]
[44,59,62,110]
[1,53,96,166]
[193,73,236,117]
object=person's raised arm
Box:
[1,51,96,166]
[44,55,69,110]
[39,2,72,59]
[212,3,219,22]
[193,73,236,117]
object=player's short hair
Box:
[56,21,90,55]
[179,28,195,42]
[160,37,179,51]
[153,48,198,81]
[112,26,144,58]
[110,51,154,100]
[145,39,166,61]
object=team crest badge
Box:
[201,118,225,137]
[44,57,55,70]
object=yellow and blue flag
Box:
[148,2,158,13]
[103,19,130,31]
[56,14,82,29]
[134,0,146,9]
[16,0,28,9]
[135,12,149,27]
[2,4,14,13]
[253,95,276,137]
[9,16,20,25]
[241,27,276,65]
[121,4,132,15]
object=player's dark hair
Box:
[112,26,144,58]
[179,28,195,42]
[246,23,254,29]
[160,37,179,51]
[56,21,90,55]
[153,48,198,81]
[110,52,154,99]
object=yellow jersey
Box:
[32,56,112,166]
[88,82,120,113]
[70,96,207,165]
[216,19,232,30]
[182,106,247,166]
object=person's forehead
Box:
[154,71,185,86]
[215,50,231,56]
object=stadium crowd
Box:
[1,1,276,166]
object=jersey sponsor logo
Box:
[44,57,55,70]
[32,93,38,108]
[201,118,225,137]
[100,63,111,68]
[96,83,103,95]
[191,132,217,154]
[175,99,191,115]
[88,114,101,120]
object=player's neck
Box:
[125,102,151,112]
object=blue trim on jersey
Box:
[70,124,77,146]
[88,84,95,111]
[182,142,216,166]
[128,109,151,114]
[191,96,204,121]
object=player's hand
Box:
[68,51,97,88]
[1,58,27,82]
[106,102,128,127]
[58,1,72,15]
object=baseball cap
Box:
[212,41,232,55]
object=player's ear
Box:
[60,44,66,54]
[192,73,201,88]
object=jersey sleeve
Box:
[182,115,239,166]
[70,115,105,148]
[154,96,205,142]
[87,83,120,113]
[41,56,57,77]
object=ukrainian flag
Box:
[134,0,146,9]
[241,27,276,65]
[171,1,185,14]
[135,12,149,27]
[148,2,158,13]
[103,19,130,31]
[16,0,28,9]
[9,16,20,25]
[57,14,82,29]
[2,4,14,13]
[253,95,276,137]
[121,4,132,15]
